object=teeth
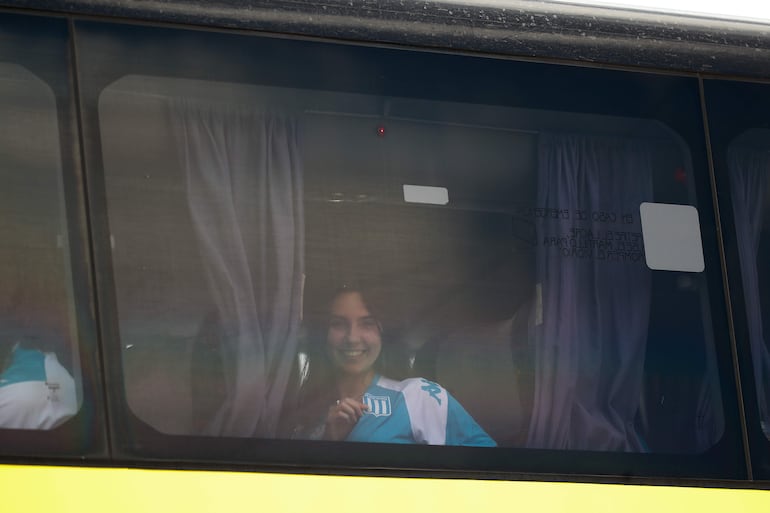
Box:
[342,350,365,357]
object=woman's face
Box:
[326,291,382,377]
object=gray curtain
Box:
[527,134,653,450]
[728,144,770,436]
[170,100,304,437]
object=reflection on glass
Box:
[727,129,770,440]
[100,75,723,452]
[0,63,79,429]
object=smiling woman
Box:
[288,287,496,446]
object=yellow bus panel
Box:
[2,464,769,513]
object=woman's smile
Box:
[340,348,367,358]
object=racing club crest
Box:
[363,393,392,417]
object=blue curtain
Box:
[728,144,770,437]
[171,100,304,437]
[527,134,653,450]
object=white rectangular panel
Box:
[640,202,705,272]
[403,184,449,205]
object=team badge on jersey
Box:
[363,393,391,417]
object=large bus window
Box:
[704,79,770,480]
[78,20,742,478]
[0,13,105,457]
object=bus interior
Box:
[94,74,723,453]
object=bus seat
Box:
[123,333,196,435]
[435,300,533,447]
[189,311,226,435]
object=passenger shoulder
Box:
[399,377,449,408]
[374,376,447,395]
[402,376,445,391]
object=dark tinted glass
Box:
[0,13,105,457]
[77,20,742,478]
[704,79,770,479]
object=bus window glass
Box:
[725,129,770,441]
[703,79,770,478]
[79,22,738,475]
[95,75,725,454]
[0,62,80,429]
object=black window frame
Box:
[72,17,747,480]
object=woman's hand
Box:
[323,398,369,441]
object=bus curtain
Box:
[728,144,770,439]
[170,99,304,438]
[527,133,653,451]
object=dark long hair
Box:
[284,285,408,437]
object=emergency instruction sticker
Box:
[639,202,704,272]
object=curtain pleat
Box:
[728,145,770,436]
[170,100,304,437]
[527,134,652,450]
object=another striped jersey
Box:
[0,346,77,429]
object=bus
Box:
[1,0,770,511]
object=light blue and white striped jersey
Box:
[0,346,77,429]
[346,375,496,446]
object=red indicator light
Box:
[377,126,386,137]
[674,167,686,183]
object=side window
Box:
[726,129,770,444]
[0,63,78,429]
[705,79,770,479]
[0,13,104,456]
[77,20,742,478]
